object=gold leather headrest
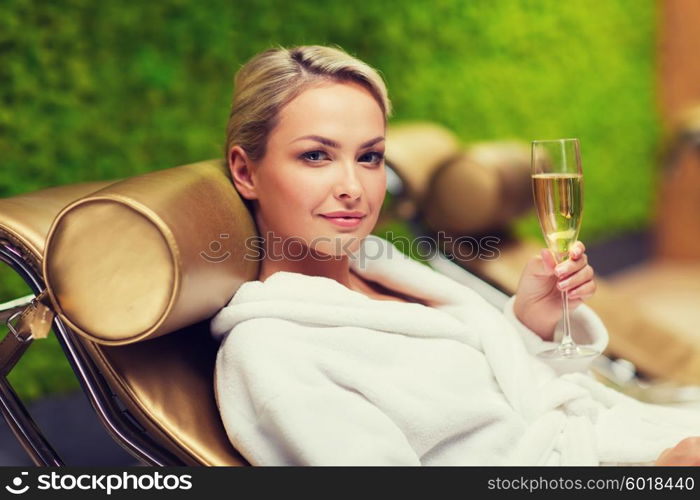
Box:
[467,141,532,224]
[385,122,462,219]
[43,159,259,346]
[423,141,531,235]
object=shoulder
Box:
[218,317,304,352]
[216,316,332,372]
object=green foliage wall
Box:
[1,0,657,400]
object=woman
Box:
[211,44,700,466]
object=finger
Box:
[557,265,594,292]
[558,266,595,293]
[567,277,597,299]
[555,253,588,279]
[569,241,586,261]
[656,447,673,466]
[528,249,557,278]
[540,248,557,273]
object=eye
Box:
[359,151,385,165]
[300,150,330,163]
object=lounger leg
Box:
[0,374,63,466]
[0,243,185,466]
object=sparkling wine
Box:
[532,172,583,260]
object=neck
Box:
[256,233,356,289]
[258,251,355,287]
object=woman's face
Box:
[237,80,387,258]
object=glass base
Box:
[536,345,600,361]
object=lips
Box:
[321,211,366,218]
[319,212,365,228]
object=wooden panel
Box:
[659,0,700,124]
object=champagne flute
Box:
[531,138,599,360]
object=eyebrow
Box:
[291,135,385,149]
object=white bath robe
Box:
[210,235,700,466]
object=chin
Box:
[307,232,367,259]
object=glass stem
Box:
[559,289,576,352]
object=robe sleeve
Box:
[501,294,609,374]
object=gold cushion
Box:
[0,181,117,272]
[0,160,255,466]
[80,320,248,466]
[386,122,462,205]
[466,141,531,226]
[423,142,531,235]
[424,151,501,235]
[43,159,259,345]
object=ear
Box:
[228,145,259,200]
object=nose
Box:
[333,161,363,201]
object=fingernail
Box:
[558,279,570,289]
[555,265,565,276]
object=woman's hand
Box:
[513,241,596,341]
[655,437,700,466]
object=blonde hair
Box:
[225,44,392,162]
